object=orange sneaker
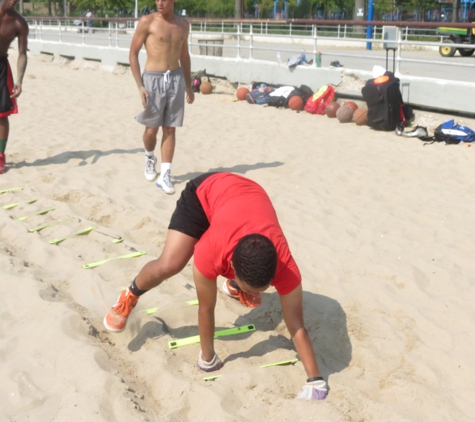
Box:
[222,279,261,308]
[0,153,5,174]
[103,288,139,332]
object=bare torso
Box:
[0,10,26,57]
[143,13,188,72]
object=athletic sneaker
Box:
[0,153,5,174]
[222,279,261,308]
[156,169,175,195]
[144,155,158,181]
[103,288,139,333]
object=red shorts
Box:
[0,57,18,118]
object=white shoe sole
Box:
[145,172,158,182]
[222,280,237,299]
[156,181,175,195]
[103,316,126,333]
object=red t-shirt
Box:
[194,173,301,295]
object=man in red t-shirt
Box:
[103,172,328,400]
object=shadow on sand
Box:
[10,148,284,180]
[173,161,285,184]
[9,148,144,169]
[127,290,351,379]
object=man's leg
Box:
[0,117,9,174]
[134,228,196,290]
[143,126,159,181]
[156,126,176,194]
[103,230,197,332]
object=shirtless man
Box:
[130,0,194,195]
[0,0,28,174]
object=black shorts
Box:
[168,173,217,239]
[0,57,17,118]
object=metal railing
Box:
[25,17,475,77]
[27,17,136,48]
[189,20,443,42]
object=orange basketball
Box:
[200,81,213,95]
[336,105,354,123]
[324,102,340,118]
[236,86,249,101]
[353,108,368,126]
[288,96,304,111]
[343,101,358,111]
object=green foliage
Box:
[28,0,447,20]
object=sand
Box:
[1,49,475,421]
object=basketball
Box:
[200,81,213,95]
[343,101,358,111]
[336,105,354,123]
[324,102,340,118]
[288,96,304,111]
[236,86,249,101]
[353,108,368,126]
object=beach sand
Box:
[1,49,475,421]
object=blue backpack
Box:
[427,120,475,145]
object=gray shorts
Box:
[135,68,185,128]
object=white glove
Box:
[296,378,328,400]
[197,351,223,372]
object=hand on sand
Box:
[296,379,328,400]
[197,351,223,372]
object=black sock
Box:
[130,279,148,296]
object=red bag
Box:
[304,85,335,115]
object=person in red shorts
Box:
[103,172,328,400]
[0,0,28,174]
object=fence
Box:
[25,17,475,78]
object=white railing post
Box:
[337,24,340,38]
[249,23,253,59]
[189,21,192,54]
[290,22,292,36]
[237,22,241,58]
[396,26,402,74]
[58,19,62,42]
[313,24,317,55]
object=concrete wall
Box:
[25,39,475,115]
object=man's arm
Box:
[179,20,194,104]
[193,264,218,362]
[129,17,149,108]
[12,18,29,98]
[279,283,321,378]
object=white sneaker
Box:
[144,156,158,181]
[156,169,175,195]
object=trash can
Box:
[198,37,224,57]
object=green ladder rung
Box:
[168,324,256,349]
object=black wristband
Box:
[307,376,324,383]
